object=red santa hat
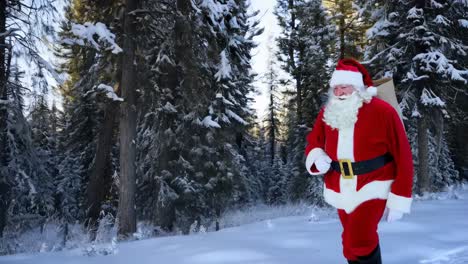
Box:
[329,58,377,96]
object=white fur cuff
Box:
[305,148,327,175]
[386,192,412,213]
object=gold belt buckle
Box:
[339,159,354,179]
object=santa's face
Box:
[323,85,365,130]
[333,84,355,97]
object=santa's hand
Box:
[386,208,404,222]
[315,154,332,173]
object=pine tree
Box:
[262,36,281,165]
[134,0,179,231]
[135,0,261,233]
[29,90,59,213]
[267,158,288,205]
[299,1,335,123]
[276,0,334,203]
[361,0,468,193]
[0,66,55,243]
[56,0,123,232]
[323,0,368,59]
[0,0,57,240]
[407,120,459,192]
[275,0,306,126]
[245,124,269,202]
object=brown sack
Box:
[373,77,404,122]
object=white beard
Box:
[323,92,365,130]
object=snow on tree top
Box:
[366,19,398,38]
[202,116,221,128]
[226,110,248,125]
[430,0,444,8]
[162,102,177,113]
[406,68,429,82]
[221,114,231,123]
[198,0,228,24]
[420,88,446,107]
[230,17,240,29]
[66,22,123,54]
[433,15,450,26]
[97,84,123,102]
[459,19,468,28]
[413,52,468,83]
[412,107,422,118]
[215,50,232,81]
[407,7,423,20]
[215,94,234,106]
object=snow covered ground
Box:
[1,189,467,264]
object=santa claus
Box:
[305,59,413,264]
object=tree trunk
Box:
[286,0,303,125]
[414,0,430,195]
[215,206,220,231]
[117,0,139,239]
[0,0,9,238]
[296,48,304,123]
[175,0,195,83]
[339,0,345,59]
[86,95,119,239]
[287,0,296,75]
[450,89,468,180]
[269,92,275,164]
[434,110,443,165]
[417,115,430,194]
[0,182,8,237]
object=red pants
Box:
[338,199,386,261]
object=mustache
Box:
[331,91,358,100]
[334,94,352,100]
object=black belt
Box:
[330,153,393,179]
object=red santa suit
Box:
[305,59,414,262]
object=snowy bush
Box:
[0,213,119,256]
[211,202,336,231]
[133,221,168,240]
[0,220,88,256]
[414,183,468,201]
[82,238,118,257]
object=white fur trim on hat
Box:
[330,70,364,89]
[367,86,377,96]
[357,86,377,102]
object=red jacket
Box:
[305,97,413,214]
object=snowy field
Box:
[1,189,467,264]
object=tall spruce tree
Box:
[360,0,468,193]
[117,0,140,239]
[261,37,288,205]
[276,0,335,203]
[135,0,261,233]
[263,37,281,165]
[323,0,369,59]
[0,0,57,242]
[56,0,122,234]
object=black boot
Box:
[357,244,382,264]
